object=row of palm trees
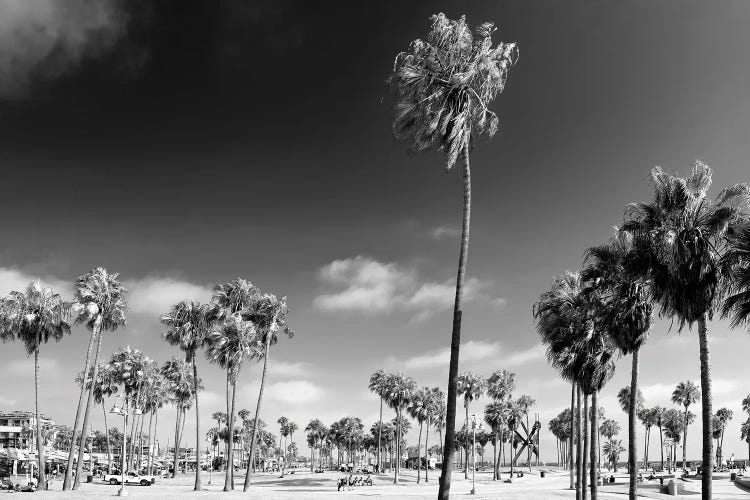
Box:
[0,268,293,494]
[535,162,750,500]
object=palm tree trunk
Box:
[244,337,271,492]
[464,404,470,479]
[377,398,383,473]
[145,411,153,477]
[493,432,499,480]
[438,142,471,500]
[173,405,182,478]
[697,314,713,500]
[582,394,589,500]
[682,408,688,471]
[590,390,599,500]
[63,327,98,490]
[394,408,401,484]
[224,369,233,492]
[34,347,47,490]
[74,329,104,489]
[150,410,158,475]
[425,418,430,482]
[191,356,202,491]
[137,413,145,471]
[417,421,423,483]
[659,424,664,471]
[229,378,237,489]
[628,349,639,500]
[570,382,575,490]
[128,408,138,471]
[576,384,582,500]
[103,403,112,475]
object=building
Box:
[0,411,55,449]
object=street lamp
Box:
[110,396,142,497]
[469,414,483,495]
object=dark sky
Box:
[2,0,750,460]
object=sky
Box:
[2,0,750,464]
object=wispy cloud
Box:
[386,341,543,371]
[0,0,132,97]
[126,276,212,316]
[431,226,460,239]
[313,256,499,321]
[239,379,327,406]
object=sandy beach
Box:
[15,469,750,500]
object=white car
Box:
[104,471,155,486]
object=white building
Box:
[0,410,55,449]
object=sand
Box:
[14,468,750,499]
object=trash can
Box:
[87,475,93,483]
[540,471,546,478]
[731,472,737,481]
[667,480,677,495]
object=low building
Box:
[0,411,55,449]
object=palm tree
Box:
[388,13,518,499]
[210,280,292,492]
[162,300,217,491]
[741,418,750,465]
[305,419,326,472]
[63,268,128,489]
[584,232,653,500]
[485,370,515,480]
[205,312,260,491]
[456,372,485,478]
[368,369,388,474]
[424,387,444,483]
[713,408,733,465]
[671,381,700,470]
[535,271,592,494]
[161,357,195,478]
[407,387,431,483]
[622,162,750,499]
[603,440,625,471]
[638,408,658,468]
[76,363,119,474]
[0,281,71,490]
[277,416,289,475]
[383,373,416,484]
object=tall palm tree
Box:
[205,313,260,491]
[456,372,486,478]
[76,362,119,474]
[535,271,591,496]
[622,162,750,499]
[368,370,388,474]
[0,281,71,490]
[584,232,653,500]
[239,291,293,492]
[65,268,127,489]
[388,14,518,499]
[162,300,218,491]
[713,408,733,465]
[277,416,289,475]
[305,419,326,472]
[383,373,416,484]
[212,411,228,471]
[407,387,431,483]
[161,357,195,477]
[485,369,515,480]
[671,381,700,470]
[741,418,750,465]
[637,408,658,468]
[484,401,507,481]
[424,387,444,483]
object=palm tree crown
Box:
[389,13,518,169]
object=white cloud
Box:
[431,226,460,239]
[313,256,499,321]
[386,341,541,371]
[0,267,69,298]
[126,276,212,316]
[239,380,326,406]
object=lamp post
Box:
[111,396,143,497]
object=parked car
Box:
[104,471,155,486]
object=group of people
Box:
[336,474,373,491]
